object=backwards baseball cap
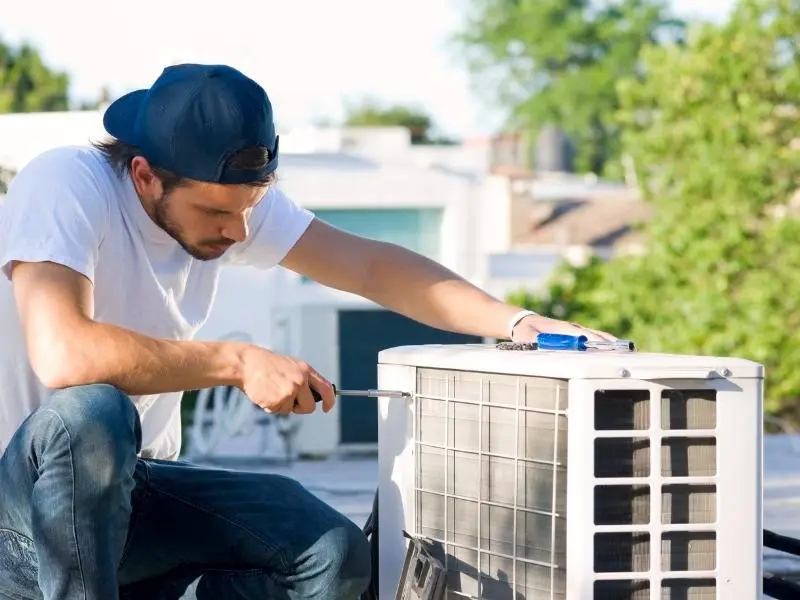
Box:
[102,63,279,184]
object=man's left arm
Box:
[280,218,615,342]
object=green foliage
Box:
[507,256,629,330]
[343,97,455,144]
[0,39,70,113]
[454,0,685,175]
[510,0,800,417]
[0,37,66,192]
[0,165,15,194]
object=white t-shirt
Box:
[0,145,314,460]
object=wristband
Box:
[508,310,537,338]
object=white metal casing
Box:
[377,344,764,600]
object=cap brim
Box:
[102,89,147,144]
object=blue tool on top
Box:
[536,333,635,352]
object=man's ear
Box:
[130,156,163,198]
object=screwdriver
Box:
[310,384,411,403]
[536,333,635,352]
[333,386,411,398]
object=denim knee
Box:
[33,383,142,482]
[312,517,372,598]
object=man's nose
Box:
[222,215,248,243]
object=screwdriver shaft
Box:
[311,385,411,402]
[336,388,411,398]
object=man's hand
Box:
[511,314,617,343]
[239,346,336,415]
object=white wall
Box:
[476,174,513,257]
[0,110,108,171]
[193,266,283,349]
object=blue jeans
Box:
[0,384,371,600]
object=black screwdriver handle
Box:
[310,384,335,403]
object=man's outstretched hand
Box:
[511,313,617,344]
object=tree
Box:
[343,97,449,144]
[511,0,800,418]
[0,38,70,113]
[0,165,15,194]
[454,0,685,175]
[0,38,67,192]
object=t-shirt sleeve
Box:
[226,186,314,268]
[0,148,109,283]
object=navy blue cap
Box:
[103,63,279,184]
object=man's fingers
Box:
[293,384,316,414]
[308,369,336,413]
[568,322,616,342]
[275,393,296,415]
[583,327,617,342]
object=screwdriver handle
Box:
[536,333,635,352]
[310,384,333,403]
[537,333,589,351]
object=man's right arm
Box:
[9,260,334,415]
[10,260,246,394]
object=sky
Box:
[2,0,736,138]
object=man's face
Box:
[131,158,268,261]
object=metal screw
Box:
[620,369,630,378]
[721,368,732,377]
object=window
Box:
[315,207,443,257]
[300,208,444,283]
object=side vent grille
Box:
[415,369,568,600]
[593,388,718,599]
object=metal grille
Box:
[414,369,568,600]
[412,371,720,599]
[593,388,719,599]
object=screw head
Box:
[721,368,732,377]
[620,369,630,378]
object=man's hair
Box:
[91,138,277,193]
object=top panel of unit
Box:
[377,344,764,380]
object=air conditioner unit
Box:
[376,344,764,600]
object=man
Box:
[0,64,613,600]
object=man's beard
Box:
[152,193,230,261]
